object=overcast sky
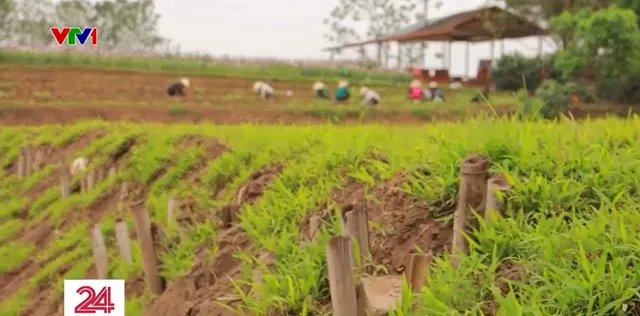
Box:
[154,0,558,77]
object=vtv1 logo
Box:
[51,27,98,46]
[64,279,124,315]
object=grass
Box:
[0,117,639,315]
[0,49,412,85]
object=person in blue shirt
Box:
[335,80,350,103]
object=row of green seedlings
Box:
[0,139,129,315]
[305,153,512,315]
[86,183,201,298]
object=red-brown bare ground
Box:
[302,172,454,274]
[1,65,637,125]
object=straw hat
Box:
[428,81,438,88]
[410,79,421,88]
[179,78,190,87]
[253,81,264,92]
[313,81,325,91]
[338,80,349,88]
[359,86,369,96]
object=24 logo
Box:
[64,280,124,316]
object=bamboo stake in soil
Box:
[86,169,96,191]
[326,236,358,316]
[485,173,511,221]
[109,166,117,178]
[452,154,490,268]
[131,202,165,295]
[115,219,133,263]
[91,225,109,279]
[309,215,322,242]
[17,152,26,179]
[344,209,371,274]
[60,172,70,199]
[24,145,33,177]
[167,197,177,225]
[405,253,432,292]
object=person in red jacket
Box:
[408,79,424,102]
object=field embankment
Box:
[1,119,640,315]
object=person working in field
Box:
[313,81,329,99]
[471,85,490,103]
[428,81,445,102]
[253,81,275,100]
[408,79,424,102]
[360,86,380,106]
[335,80,350,103]
[166,78,190,97]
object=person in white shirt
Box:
[312,81,329,99]
[253,81,275,99]
[359,86,380,106]
[70,157,88,176]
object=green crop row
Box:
[1,117,640,315]
[0,49,411,85]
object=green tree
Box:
[552,5,640,102]
[323,0,420,66]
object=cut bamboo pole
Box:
[167,197,177,225]
[132,203,165,295]
[344,209,371,274]
[17,152,26,179]
[90,225,109,279]
[115,219,132,263]
[452,154,490,268]
[309,215,322,242]
[405,253,432,292]
[86,169,96,191]
[326,236,358,316]
[24,145,33,177]
[485,173,511,221]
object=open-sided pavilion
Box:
[324,5,548,84]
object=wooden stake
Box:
[109,166,117,178]
[60,173,70,199]
[485,173,511,221]
[115,219,132,263]
[309,215,322,242]
[167,197,177,225]
[33,148,44,171]
[405,253,432,292]
[86,169,96,191]
[90,225,109,279]
[452,154,490,268]
[131,203,165,295]
[24,145,33,177]
[17,152,26,179]
[96,166,104,184]
[344,209,371,274]
[326,236,358,316]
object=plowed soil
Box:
[1,65,637,125]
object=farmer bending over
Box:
[408,79,424,102]
[335,80,350,103]
[167,78,190,97]
[360,86,380,106]
[313,81,329,99]
[253,81,275,99]
[471,86,490,103]
[428,81,445,102]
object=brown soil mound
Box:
[146,165,283,316]
[304,173,454,274]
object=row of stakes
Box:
[313,154,510,316]
[16,144,510,314]
[14,145,169,295]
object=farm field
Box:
[1,65,638,125]
[1,118,640,315]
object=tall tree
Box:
[323,0,420,64]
